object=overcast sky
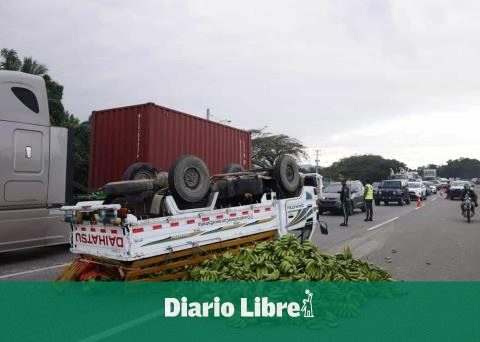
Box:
[2,0,480,168]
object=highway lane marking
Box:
[79,309,164,342]
[0,263,70,279]
[367,216,399,231]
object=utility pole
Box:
[206,108,211,121]
[315,149,320,174]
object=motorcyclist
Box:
[460,183,478,214]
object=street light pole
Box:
[315,149,320,174]
[206,108,211,121]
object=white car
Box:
[423,182,437,194]
[408,182,427,200]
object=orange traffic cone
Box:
[417,194,422,208]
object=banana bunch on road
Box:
[188,234,392,282]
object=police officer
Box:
[340,179,350,227]
[364,181,374,221]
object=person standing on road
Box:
[340,180,350,227]
[364,181,374,222]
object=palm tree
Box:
[1,49,48,76]
[20,56,48,75]
[0,48,21,70]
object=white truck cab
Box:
[0,70,72,252]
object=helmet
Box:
[464,183,471,190]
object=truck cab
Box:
[0,70,71,252]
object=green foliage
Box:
[21,56,48,75]
[322,154,406,182]
[437,158,480,179]
[250,129,308,168]
[0,48,22,70]
[1,48,90,190]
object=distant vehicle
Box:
[428,179,442,189]
[372,181,381,195]
[423,181,437,194]
[0,71,72,252]
[449,181,471,200]
[471,178,480,185]
[423,169,437,180]
[408,182,427,200]
[303,173,323,200]
[375,180,410,206]
[390,171,421,181]
[318,180,366,215]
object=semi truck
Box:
[423,169,437,181]
[0,70,72,252]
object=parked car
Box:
[375,179,410,206]
[318,180,366,215]
[372,181,381,195]
[408,182,427,200]
[449,181,471,200]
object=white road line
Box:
[79,309,164,342]
[0,263,70,279]
[367,216,399,231]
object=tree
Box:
[20,56,48,75]
[0,48,21,70]
[1,48,90,191]
[250,128,308,168]
[322,154,407,182]
[437,158,480,179]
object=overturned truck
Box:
[102,154,304,217]
[59,154,324,281]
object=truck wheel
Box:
[122,162,158,181]
[222,163,245,173]
[274,155,300,194]
[169,155,210,203]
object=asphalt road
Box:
[1,193,479,281]
[312,193,480,280]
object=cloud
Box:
[1,0,479,168]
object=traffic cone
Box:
[417,194,422,208]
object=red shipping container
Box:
[88,103,252,189]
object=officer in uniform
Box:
[364,181,374,221]
[340,180,350,227]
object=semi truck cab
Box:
[0,70,72,252]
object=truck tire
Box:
[168,155,210,203]
[274,155,300,194]
[222,163,245,173]
[122,162,158,181]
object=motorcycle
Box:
[462,194,475,223]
